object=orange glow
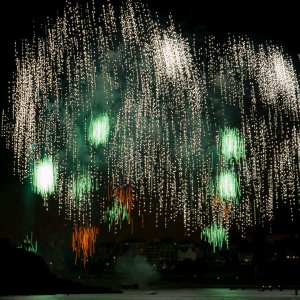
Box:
[111,184,133,217]
[72,225,99,268]
[212,197,230,220]
[223,204,230,219]
[212,197,224,207]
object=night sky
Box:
[0,0,299,245]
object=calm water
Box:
[1,289,300,300]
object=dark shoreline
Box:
[0,241,122,296]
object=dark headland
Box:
[0,238,122,296]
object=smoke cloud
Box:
[114,250,159,289]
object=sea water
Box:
[1,288,299,300]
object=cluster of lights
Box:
[1,0,300,251]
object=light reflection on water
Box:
[1,288,300,300]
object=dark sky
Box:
[0,0,299,243]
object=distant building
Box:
[177,244,197,261]
[120,240,177,269]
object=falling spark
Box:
[106,200,131,231]
[71,172,93,205]
[201,223,228,252]
[72,225,99,268]
[106,184,133,230]
[17,232,38,254]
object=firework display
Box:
[17,232,38,254]
[217,171,240,204]
[88,113,110,146]
[32,157,57,199]
[2,0,300,249]
[219,127,245,162]
[201,224,228,251]
[72,225,99,267]
[107,184,133,231]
